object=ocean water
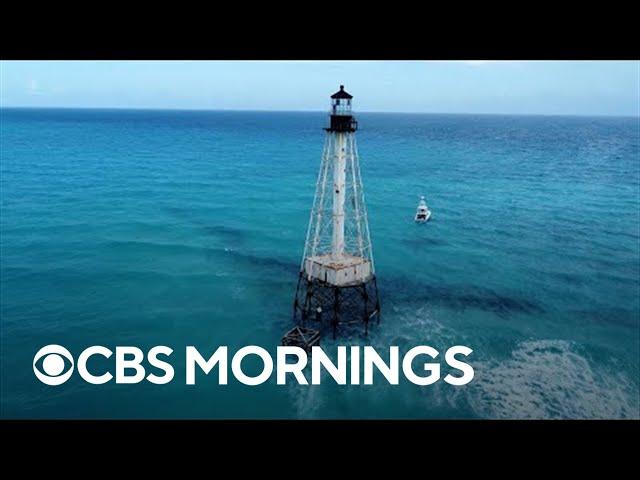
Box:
[1,108,638,419]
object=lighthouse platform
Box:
[303,254,372,287]
[281,326,321,352]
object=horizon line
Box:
[1,105,638,119]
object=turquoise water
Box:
[1,108,639,419]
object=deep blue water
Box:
[1,108,639,419]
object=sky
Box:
[1,61,638,116]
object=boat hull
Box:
[415,211,432,223]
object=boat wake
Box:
[464,339,639,419]
[286,305,639,419]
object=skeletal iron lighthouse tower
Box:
[293,86,380,337]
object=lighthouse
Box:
[292,85,380,339]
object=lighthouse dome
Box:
[330,85,353,99]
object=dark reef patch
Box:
[201,224,246,243]
[570,308,640,329]
[382,274,544,316]
[402,236,448,248]
[164,206,247,244]
[223,248,298,275]
[547,271,587,286]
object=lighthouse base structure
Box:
[293,268,380,338]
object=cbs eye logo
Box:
[33,345,75,386]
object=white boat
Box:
[415,196,431,223]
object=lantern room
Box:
[330,85,353,115]
[327,85,357,132]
